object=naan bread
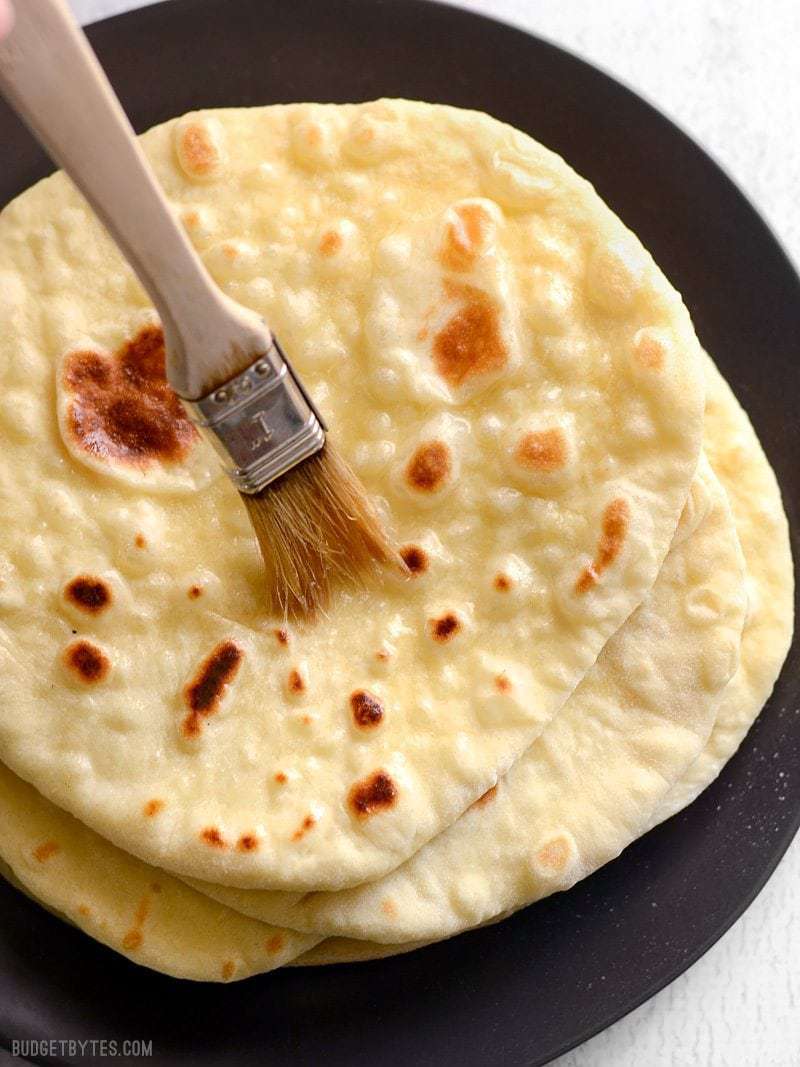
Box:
[0,101,704,891]
[291,355,795,962]
[0,454,748,979]
[188,458,747,940]
[650,355,794,822]
[0,767,319,981]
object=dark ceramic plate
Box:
[0,1,798,1064]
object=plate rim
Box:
[0,1,797,1063]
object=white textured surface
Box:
[61,1,799,1063]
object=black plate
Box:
[1,1,798,1064]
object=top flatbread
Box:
[0,101,703,891]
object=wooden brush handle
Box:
[0,0,270,398]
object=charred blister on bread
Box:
[429,611,462,643]
[57,324,218,493]
[399,544,429,575]
[62,327,197,468]
[350,689,385,729]
[181,640,243,739]
[63,640,110,685]
[200,826,227,849]
[348,771,398,818]
[404,440,451,493]
[63,575,112,615]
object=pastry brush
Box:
[0,0,400,618]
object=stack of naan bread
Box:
[0,101,792,980]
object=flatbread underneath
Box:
[188,453,747,943]
[0,768,319,981]
[292,354,794,963]
[650,354,794,822]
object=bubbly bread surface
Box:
[0,101,704,890]
[0,766,319,981]
[0,453,747,980]
[650,355,794,823]
[188,458,748,940]
[289,355,794,961]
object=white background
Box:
[61,1,800,1063]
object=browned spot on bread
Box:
[287,668,306,695]
[536,835,572,872]
[64,349,109,388]
[187,584,203,600]
[301,714,313,726]
[179,123,219,177]
[429,612,461,643]
[274,628,289,646]
[200,826,227,849]
[150,883,162,894]
[400,544,429,575]
[381,899,398,918]
[134,533,147,549]
[318,229,343,256]
[274,772,288,784]
[143,798,164,818]
[63,326,198,470]
[182,210,200,229]
[405,440,451,492]
[433,282,507,387]
[64,640,110,684]
[64,575,112,615]
[182,640,243,738]
[493,572,513,592]
[122,930,143,951]
[132,896,151,925]
[33,841,60,863]
[122,893,151,951]
[77,904,91,917]
[634,333,665,370]
[221,960,236,981]
[348,771,398,818]
[494,674,512,693]
[291,814,316,841]
[265,933,285,954]
[471,784,498,809]
[575,498,630,594]
[237,833,259,853]
[439,202,491,272]
[515,428,568,472]
[350,689,384,729]
[221,243,238,261]
[375,647,391,662]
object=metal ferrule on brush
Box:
[183,338,326,495]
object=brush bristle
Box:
[243,443,403,618]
